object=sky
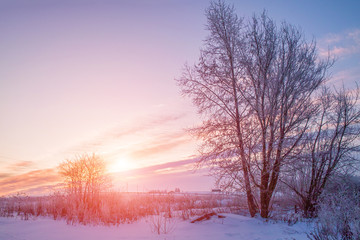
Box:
[1,0,360,196]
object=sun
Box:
[109,156,135,173]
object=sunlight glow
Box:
[108,156,136,173]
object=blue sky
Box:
[0,0,359,195]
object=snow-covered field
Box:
[0,214,312,240]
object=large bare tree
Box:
[178,1,332,218]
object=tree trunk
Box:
[260,189,269,218]
[303,197,316,218]
[237,121,257,217]
[242,159,257,217]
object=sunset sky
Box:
[1,0,360,196]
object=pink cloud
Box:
[6,160,34,172]
[129,132,190,159]
[63,113,187,154]
[329,68,360,87]
[110,158,213,192]
[319,29,360,58]
[0,168,61,196]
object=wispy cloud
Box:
[110,157,212,192]
[0,159,36,178]
[328,68,360,87]
[129,132,190,159]
[319,29,360,58]
[322,33,342,44]
[109,115,185,139]
[6,160,34,172]
[124,158,198,176]
[64,113,187,155]
[0,168,60,196]
[0,173,12,179]
[57,112,196,175]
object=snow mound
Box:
[0,214,312,240]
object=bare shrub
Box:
[148,213,176,235]
[58,153,111,224]
[308,178,360,240]
[0,190,242,226]
[283,87,360,217]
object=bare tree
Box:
[58,153,109,210]
[282,87,360,217]
[177,1,332,218]
[179,1,257,216]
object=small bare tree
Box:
[178,1,332,218]
[58,153,109,211]
[282,87,360,217]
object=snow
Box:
[0,214,312,240]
